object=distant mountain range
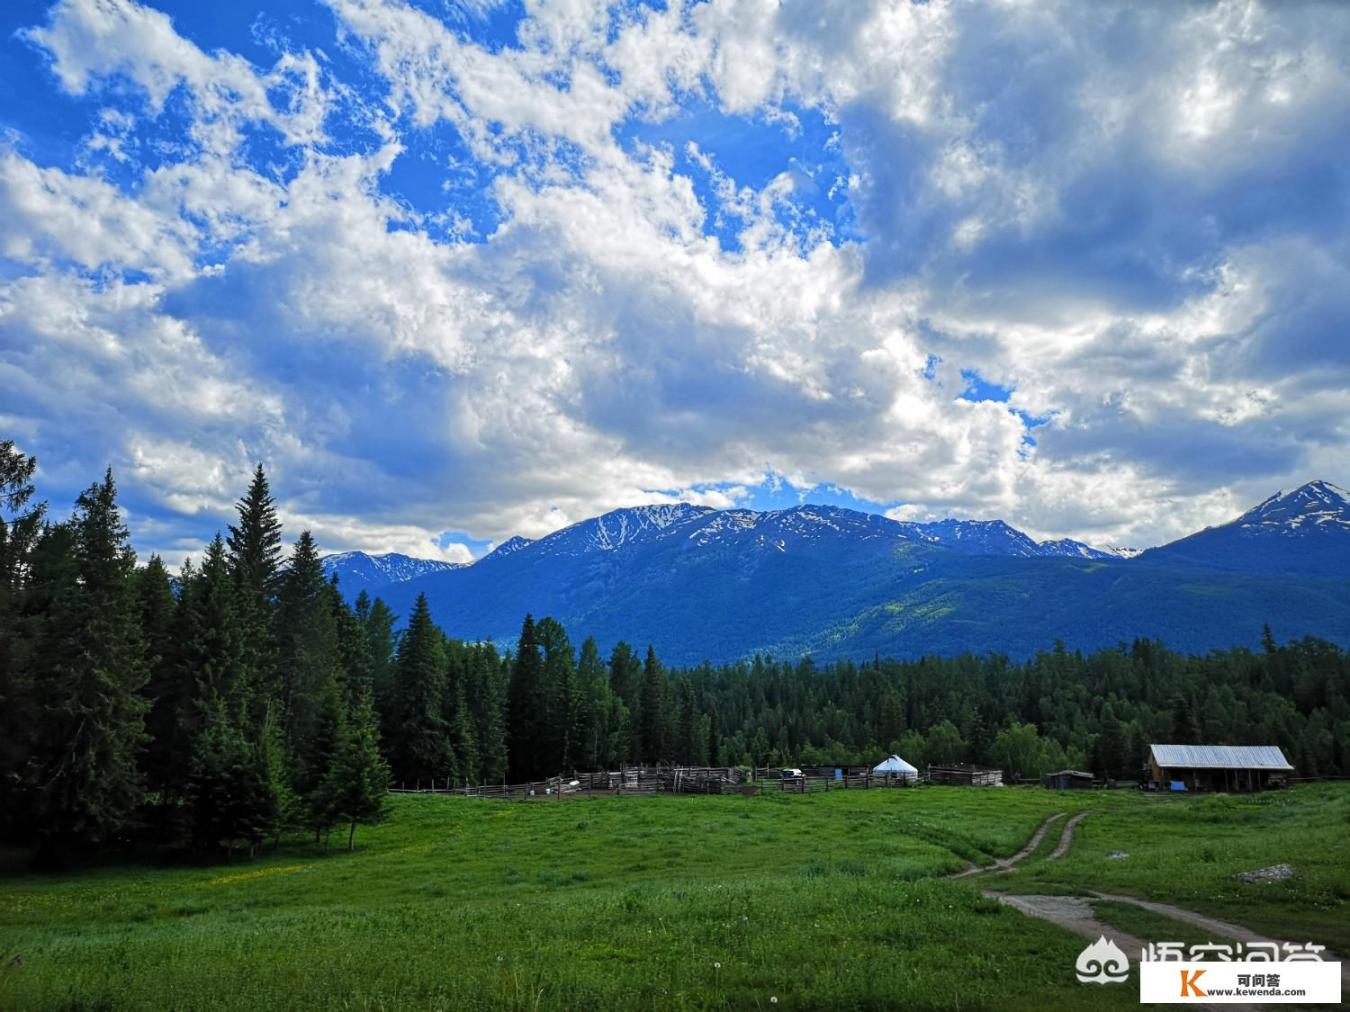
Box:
[320,551,463,598]
[323,480,1350,664]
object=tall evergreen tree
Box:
[576,637,611,770]
[445,677,479,787]
[31,471,149,856]
[274,531,342,798]
[137,553,188,798]
[388,594,449,786]
[0,441,45,815]
[467,643,509,784]
[2,522,76,830]
[639,646,667,763]
[227,465,283,723]
[538,617,579,772]
[301,684,346,841]
[0,439,44,598]
[676,679,699,765]
[257,705,297,845]
[1093,709,1129,780]
[508,615,547,781]
[608,642,642,761]
[360,595,398,738]
[332,580,374,706]
[184,536,249,715]
[1170,695,1200,745]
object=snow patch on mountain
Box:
[1103,546,1143,559]
[1236,480,1350,535]
[322,551,464,588]
[481,535,533,561]
[1037,538,1118,560]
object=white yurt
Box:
[872,754,919,780]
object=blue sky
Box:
[2,0,1348,563]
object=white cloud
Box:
[2,0,1348,562]
[0,151,194,278]
[28,0,332,152]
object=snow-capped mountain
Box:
[1036,538,1119,560]
[479,535,534,562]
[898,518,1043,556]
[1232,480,1350,534]
[1143,480,1350,574]
[1102,546,1143,560]
[332,480,1349,663]
[527,503,715,558]
[321,551,464,597]
[465,504,1112,563]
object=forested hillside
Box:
[369,494,1350,665]
[3,445,1348,863]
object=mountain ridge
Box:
[329,480,1350,664]
[320,550,464,598]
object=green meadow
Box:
[2,785,1347,1010]
[997,782,1350,954]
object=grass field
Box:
[996,783,1350,954]
[1,785,1346,1010]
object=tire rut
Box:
[1046,811,1087,861]
[973,813,1346,1003]
[949,812,1063,879]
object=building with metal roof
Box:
[1147,744,1293,792]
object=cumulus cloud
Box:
[1,0,1347,564]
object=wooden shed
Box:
[1146,744,1293,792]
[1042,769,1094,790]
[927,763,1003,786]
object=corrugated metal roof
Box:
[1149,744,1293,770]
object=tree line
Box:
[3,445,1348,863]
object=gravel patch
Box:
[1236,863,1294,884]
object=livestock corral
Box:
[389,763,933,799]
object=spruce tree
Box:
[275,531,342,793]
[320,694,390,851]
[446,677,479,787]
[187,695,266,855]
[538,617,578,772]
[0,439,44,597]
[508,615,548,781]
[388,594,449,786]
[332,580,374,706]
[468,643,509,784]
[360,595,398,738]
[676,679,698,765]
[1170,695,1199,745]
[136,554,187,798]
[639,646,667,764]
[301,683,346,842]
[184,535,249,715]
[608,642,642,761]
[31,471,149,856]
[227,464,283,722]
[1093,705,1129,779]
[257,705,297,846]
[0,441,45,813]
[576,637,609,770]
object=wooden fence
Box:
[388,766,927,801]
